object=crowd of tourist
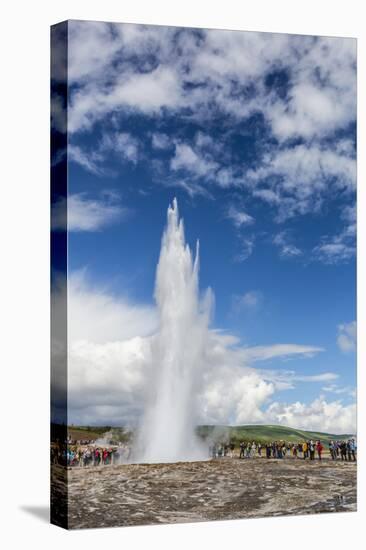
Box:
[51,444,132,467]
[51,438,356,467]
[211,438,357,461]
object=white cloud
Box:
[313,238,355,264]
[66,271,157,425]
[52,192,127,232]
[59,272,341,428]
[234,236,255,262]
[151,132,171,150]
[248,143,356,222]
[273,231,302,258]
[322,384,356,398]
[227,205,255,228]
[67,132,140,176]
[68,65,182,133]
[100,132,139,164]
[337,321,356,352]
[170,142,218,179]
[66,22,355,146]
[68,270,157,344]
[313,206,356,264]
[240,344,324,363]
[265,37,356,142]
[232,291,263,312]
[64,21,356,254]
[265,397,356,434]
[172,180,213,199]
[293,373,338,383]
[68,144,104,175]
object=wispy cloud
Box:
[151,132,171,150]
[273,231,302,258]
[170,142,218,179]
[313,207,356,265]
[337,321,356,352]
[52,192,128,232]
[241,343,324,362]
[227,205,255,228]
[172,180,213,199]
[322,384,356,398]
[232,290,263,313]
[248,143,356,222]
[100,132,139,164]
[234,235,255,262]
[61,22,356,261]
[68,144,104,175]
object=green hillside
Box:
[61,423,354,445]
[196,424,354,445]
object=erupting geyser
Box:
[135,199,212,463]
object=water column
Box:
[136,199,212,463]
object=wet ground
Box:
[64,457,356,529]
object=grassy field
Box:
[197,424,354,444]
[62,423,354,445]
[67,426,131,443]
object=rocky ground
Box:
[63,457,356,529]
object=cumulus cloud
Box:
[65,21,355,143]
[62,22,356,261]
[66,23,356,144]
[52,192,128,232]
[66,271,157,425]
[265,397,356,434]
[68,270,157,343]
[337,321,356,352]
[56,272,351,430]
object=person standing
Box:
[316,440,323,460]
[329,441,335,460]
[350,439,357,461]
[251,441,257,457]
[246,442,251,458]
[347,440,352,462]
[266,443,271,458]
[309,440,315,460]
[302,441,308,459]
[230,442,235,458]
[340,441,347,461]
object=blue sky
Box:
[53,21,356,431]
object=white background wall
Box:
[0,0,364,547]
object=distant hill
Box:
[62,423,354,445]
[196,424,355,445]
[66,425,131,443]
